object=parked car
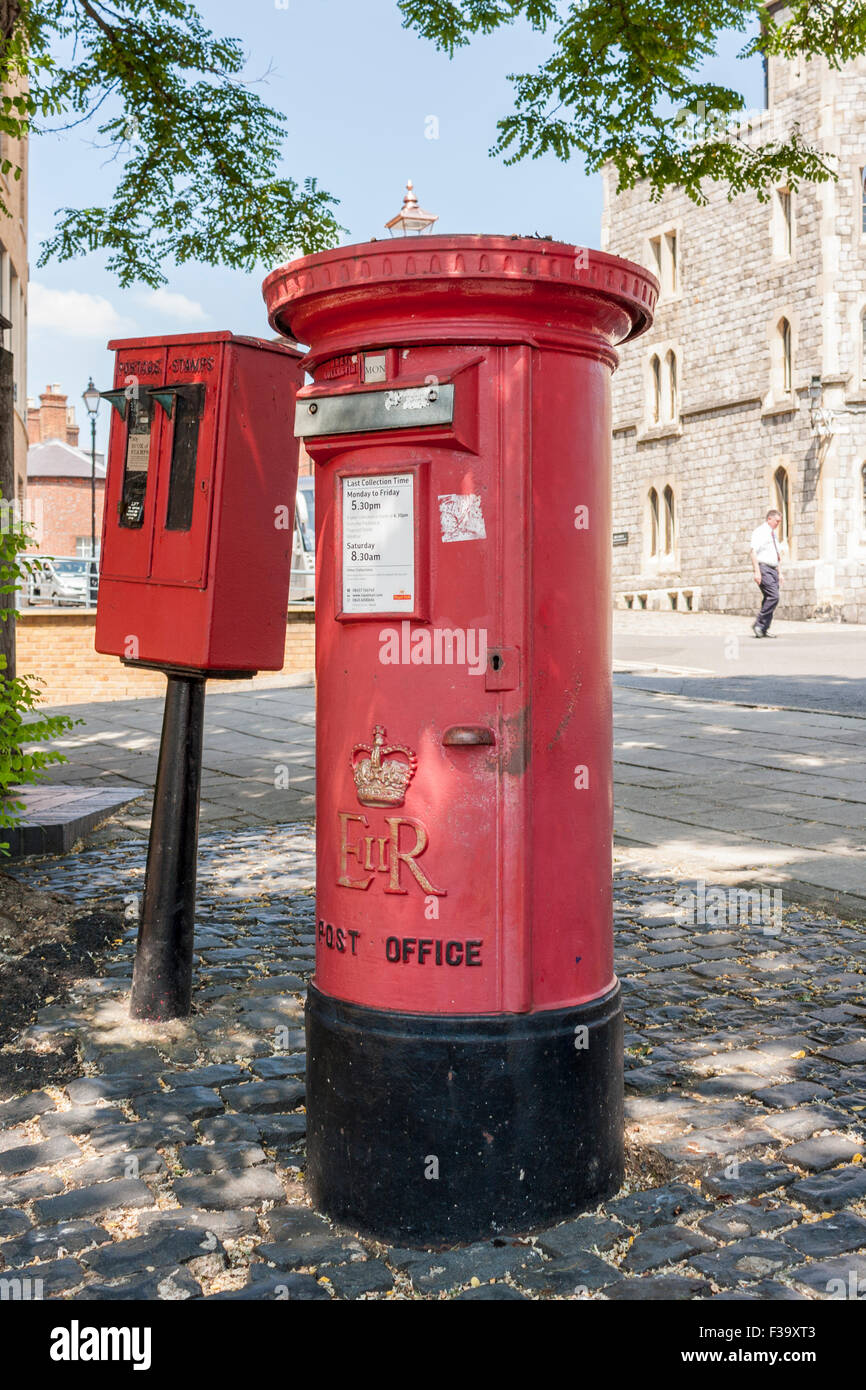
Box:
[290,482,315,602]
[22,556,99,608]
[297,476,315,537]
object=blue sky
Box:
[27,1,764,454]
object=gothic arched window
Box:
[666,350,678,421]
[648,487,660,556]
[779,318,793,394]
[774,466,791,543]
[650,355,661,423]
[663,484,676,554]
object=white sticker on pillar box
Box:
[438,494,486,543]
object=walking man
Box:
[750,509,783,637]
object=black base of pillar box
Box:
[305,981,623,1246]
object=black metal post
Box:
[130,673,206,1021]
[90,413,96,604]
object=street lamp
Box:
[82,377,100,605]
[385,180,438,236]
[808,373,834,442]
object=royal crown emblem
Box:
[352,725,417,808]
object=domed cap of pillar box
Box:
[262,236,657,372]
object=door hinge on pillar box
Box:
[95,331,304,1021]
[263,238,656,1244]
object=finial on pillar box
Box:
[385,179,438,236]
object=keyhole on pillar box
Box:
[485,646,518,692]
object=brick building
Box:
[27,382,81,449]
[27,385,105,557]
[602,7,866,621]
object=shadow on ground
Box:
[615,674,866,716]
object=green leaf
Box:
[2,0,344,283]
[401,0,857,201]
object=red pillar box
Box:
[263,239,656,1243]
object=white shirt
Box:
[750,522,781,567]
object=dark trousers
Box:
[757,563,780,632]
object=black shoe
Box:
[752,623,765,638]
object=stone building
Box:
[27,385,105,557]
[601,14,866,621]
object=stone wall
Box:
[16,605,315,707]
[602,42,866,622]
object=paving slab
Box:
[697,1200,801,1242]
[4,785,142,857]
[172,1168,285,1210]
[32,1178,156,1224]
[690,1236,805,1287]
[780,1135,865,1172]
[621,1224,717,1274]
[781,1212,866,1259]
[31,650,866,920]
[790,1166,866,1212]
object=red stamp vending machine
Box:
[96,331,303,1019]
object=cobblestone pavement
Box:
[1,825,865,1301]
